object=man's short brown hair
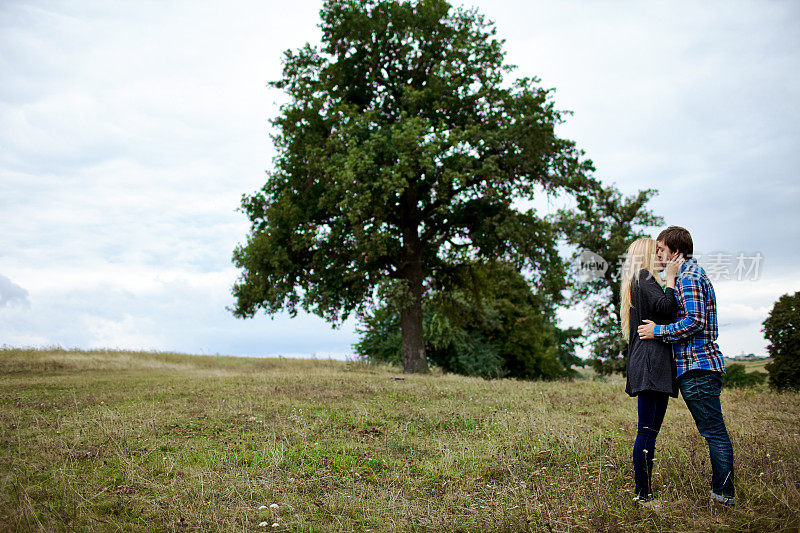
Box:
[657,226,693,258]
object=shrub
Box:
[763,291,800,391]
[722,363,767,388]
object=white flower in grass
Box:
[272,523,279,528]
[259,521,269,527]
[270,503,279,509]
[258,506,267,510]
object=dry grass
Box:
[0,348,798,532]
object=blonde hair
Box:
[619,238,660,341]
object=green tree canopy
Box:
[231,0,595,372]
[763,291,800,391]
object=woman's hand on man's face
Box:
[665,255,685,279]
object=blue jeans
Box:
[633,391,669,498]
[679,372,735,498]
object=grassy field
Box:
[1,349,798,532]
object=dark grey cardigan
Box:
[625,269,679,397]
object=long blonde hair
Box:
[619,238,660,341]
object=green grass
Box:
[1,348,798,531]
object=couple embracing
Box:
[620,225,735,507]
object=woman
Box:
[620,238,682,505]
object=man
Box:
[637,226,735,507]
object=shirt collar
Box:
[680,256,697,274]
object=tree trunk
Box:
[401,257,428,373]
[399,201,429,374]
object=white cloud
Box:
[86,313,162,351]
[0,273,30,308]
[0,263,360,356]
[716,302,772,326]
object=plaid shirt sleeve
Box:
[654,274,706,342]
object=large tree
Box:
[231,0,595,373]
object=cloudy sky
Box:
[1,0,798,359]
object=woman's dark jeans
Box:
[679,372,735,498]
[633,391,669,499]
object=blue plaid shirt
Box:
[653,257,725,378]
